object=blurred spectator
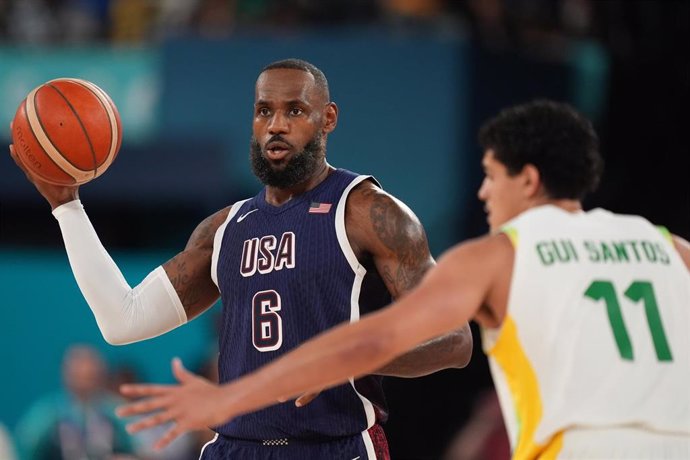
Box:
[150,0,200,40]
[284,0,379,27]
[189,0,236,38]
[6,0,107,44]
[0,422,18,460]
[14,344,135,460]
[110,363,197,460]
[0,0,9,39]
[380,0,462,38]
[110,0,156,43]
[560,0,594,38]
[381,0,444,19]
[453,0,600,59]
[459,0,512,49]
[0,0,624,48]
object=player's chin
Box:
[266,160,290,171]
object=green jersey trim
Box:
[501,225,519,248]
[656,226,673,244]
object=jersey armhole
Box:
[335,175,375,274]
[210,199,251,288]
[500,225,519,248]
[656,225,673,244]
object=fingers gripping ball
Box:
[11,78,122,185]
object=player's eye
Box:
[289,107,303,116]
[258,107,271,117]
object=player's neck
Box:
[537,197,583,213]
[265,162,334,206]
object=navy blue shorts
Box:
[199,424,390,460]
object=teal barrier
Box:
[0,36,473,255]
[159,34,471,254]
[0,46,162,143]
[0,250,217,432]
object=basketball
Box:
[11,78,122,186]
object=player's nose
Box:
[267,112,289,135]
[477,178,489,201]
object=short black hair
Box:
[261,58,330,101]
[478,99,603,200]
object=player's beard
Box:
[250,132,325,188]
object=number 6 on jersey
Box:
[252,290,283,352]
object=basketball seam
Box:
[66,78,119,179]
[25,87,94,183]
[47,83,98,180]
[20,98,75,184]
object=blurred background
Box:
[0,0,687,459]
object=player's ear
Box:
[323,102,338,134]
[522,164,542,198]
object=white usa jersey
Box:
[482,205,690,459]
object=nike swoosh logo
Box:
[237,209,258,222]
[352,457,361,460]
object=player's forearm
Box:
[53,200,187,344]
[219,285,461,418]
[373,322,473,377]
[220,311,402,418]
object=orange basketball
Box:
[11,78,122,186]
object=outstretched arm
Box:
[9,142,223,345]
[346,181,472,375]
[117,234,513,449]
[294,182,472,407]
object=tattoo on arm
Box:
[165,209,226,316]
[167,258,206,312]
[356,190,473,374]
[370,194,431,298]
[185,213,219,251]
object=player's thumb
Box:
[171,357,192,383]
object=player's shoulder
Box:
[348,177,412,210]
[345,178,378,218]
[346,178,422,229]
[343,177,428,258]
[186,204,235,249]
[206,205,234,227]
[348,176,382,200]
[585,207,657,225]
[504,205,655,234]
[444,232,514,266]
[344,179,387,235]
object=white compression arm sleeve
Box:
[52,200,187,345]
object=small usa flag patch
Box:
[309,202,332,214]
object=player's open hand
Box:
[117,358,229,451]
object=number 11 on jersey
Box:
[584,280,673,362]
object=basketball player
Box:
[118,100,690,458]
[8,59,472,459]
